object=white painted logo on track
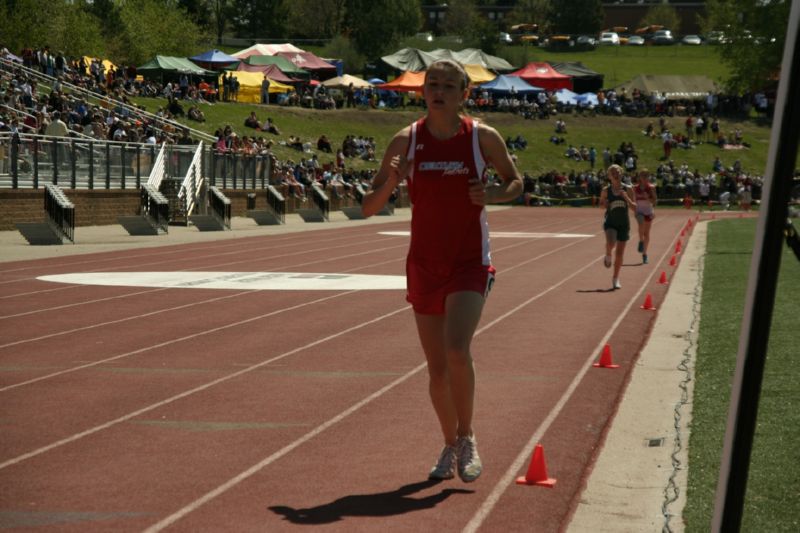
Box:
[38,272,406,291]
[378,231,594,238]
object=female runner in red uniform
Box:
[362,59,522,482]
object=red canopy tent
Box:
[509,62,573,91]
[377,71,426,92]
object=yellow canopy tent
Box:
[222,71,293,103]
[464,64,496,85]
[82,56,117,73]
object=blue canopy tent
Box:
[189,49,239,71]
[576,92,599,106]
[555,88,578,105]
[478,75,543,95]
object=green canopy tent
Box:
[138,55,216,83]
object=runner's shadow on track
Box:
[576,288,617,293]
[268,479,473,524]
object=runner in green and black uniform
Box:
[599,164,636,290]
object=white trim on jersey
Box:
[407,121,417,184]
[471,119,486,179]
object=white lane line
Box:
[463,220,681,533]
[0,297,402,471]
[143,244,601,532]
[0,291,354,392]
[379,231,594,238]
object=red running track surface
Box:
[0,208,694,532]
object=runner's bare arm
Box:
[599,188,608,209]
[362,127,411,217]
[472,124,523,206]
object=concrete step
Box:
[15,222,68,245]
[296,208,327,223]
[341,206,366,220]
[247,209,283,225]
[189,214,227,231]
[118,215,165,236]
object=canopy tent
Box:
[554,88,578,105]
[613,75,719,100]
[234,54,309,79]
[478,74,543,95]
[322,74,373,89]
[189,49,239,70]
[222,71,292,104]
[464,64,496,85]
[233,63,297,84]
[138,55,215,79]
[509,62,572,91]
[549,61,604,94]
[377,71,426,92]
[576,92,599,106]
[274,51,337,76]
[232,43,304,59]
[381,48,515,73]
[82,56,117,73]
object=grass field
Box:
[136,97,772,182]
[684,219,800,532]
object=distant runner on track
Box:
[633,169,657,264]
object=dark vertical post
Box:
[712,4,800,531]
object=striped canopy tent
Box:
[377,71,426,93]
[232,43,304,59]
[234,63,298,84]
[222,71,293,104]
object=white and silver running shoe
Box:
[428,445,457,480]
[456,435,483,482]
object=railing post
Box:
[52,138,58,185]
[105,142,111,189]
[136,145,141,188]
[88,140,94,189]
[120,143,126,190]
[10,134,19,189]
[33,137,39,188]
[70,139,76,189]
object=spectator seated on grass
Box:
[187,105,205,122]
[244,111,260,129]
[261,118,280,135]
[317,134,332,153]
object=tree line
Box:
[0,0,790,93]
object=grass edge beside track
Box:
[684,219,800,532]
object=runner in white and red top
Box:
[362,59,522,484]
[633,169,658,264]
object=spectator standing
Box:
[261,75,271,105]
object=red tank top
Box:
[406,116,490,269]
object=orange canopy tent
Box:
[376,71,426,92]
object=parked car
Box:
[626,35,645,46]
[576,35,597,46]
[682,34,703,46]
[599,32,620,45]
[499,32,513,44]
[652,29,675,45]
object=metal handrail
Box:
[146,142,167,189]
[177,141,204,218]
[140,183,170,233]
[266,185,286,224]
[209,186,231,229]
[44,183,74,243]
[310,183,330,220]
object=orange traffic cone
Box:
[680,228,686,237]
[640,292,656,311]
[658,271,669,285]
[669,255,677,267]
[675,240,682,254]
[516,444,556,487]
[593,344,619,368]
[687,218,693,228]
